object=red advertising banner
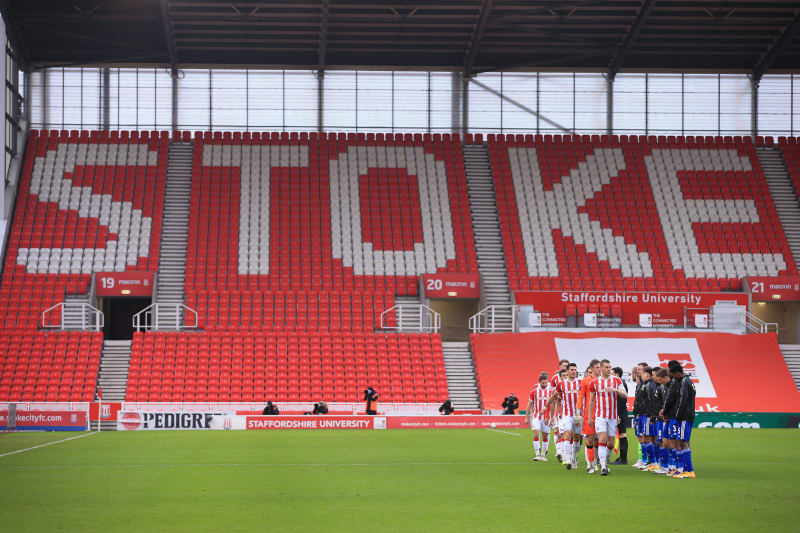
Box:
[472,331,800,413]
[747,276,800,301]
[89,402,123,421]
[515,290,748,326]
[384,415,526,429]
[96,271,155,297]
[0,410,88,430]
[246,416,375,430]
[422,273,480,299]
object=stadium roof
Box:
[2,0,800,80]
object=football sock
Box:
[586,445,594,464]
[598,444,608,467]
[669,448,677,470]
[533,437,540,455]
[643,443,651,463]
[684,448,693,472]
[620,438,628,462]
[647,443,655,463]
[637,441,642,462]
[543,436,550,454]
[660,446,669,468]
[675,449,684,472]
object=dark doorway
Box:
[428,299,480,341]
[100,297,151,340]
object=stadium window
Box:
[247,70,284,131]
[646,73,683,135]
[45,69,64,129]
[539,73,575,134]
[282,70,317,131]
[468,73,502,133]
[177,68,211,131]
[574,73,607,134]
[758,75,792,138]
[499,73,537,134]
[28,71,43,129]
[154,69,173,131]
[211,69,248,131]
[683,74,719,136]
[113,68,140,130]
[81,69,101,130]
[719,74,751,136]
[136,69,158,130]
[392,71,428,133]
[356,71,392,132]
[323,71,356,132]
[614,73,646,134]
[428,73,452,133]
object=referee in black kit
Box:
[612,367,629,465]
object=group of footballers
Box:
[526,357,696,478]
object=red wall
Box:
[472,331,800,413]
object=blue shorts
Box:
[675,420,693,442]
[635,415,648,437]
[667,418,680,440]
[646,420,657,438]
[655,420,664,442]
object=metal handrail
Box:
[744,311,779,334]
[133,303,199,332]
[380,304,441,333]
[41,302,104,332]
[469,305,518,333]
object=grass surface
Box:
[0,428,797,532]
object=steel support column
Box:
[606,77,614,135]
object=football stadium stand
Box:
[485,134,797,293]
[2,129,800,405]
[0,130,167,402]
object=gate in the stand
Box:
[422,273,480,341]
[97,272,154,340]
[747,276,800,343]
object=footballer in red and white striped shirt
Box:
[527,373,555,461]
[545,362,582,469]
[587,359,628,476]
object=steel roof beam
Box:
[464,0,493,76]
[318,0,329,72]
[752,10,800,82]
[160,0,179,74]
[608,0,657,80]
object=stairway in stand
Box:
[442,341,482,409]
[154,142,194,329]
[463,143,514,330]
[779,344,800,391]
[759,147,800,265]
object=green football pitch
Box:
[0,428,797,532]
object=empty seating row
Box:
[184,291,394,331]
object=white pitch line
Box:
[2,461,536,470]
[485,428,522,436]
[0,431,97,459]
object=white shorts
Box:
[594,417,618,436]
[558,416,581,434]
[530,417,550,433]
